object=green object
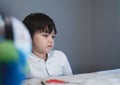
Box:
[0,40,18,63]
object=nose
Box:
[48,36,54,43]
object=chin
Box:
[46,50,51,53]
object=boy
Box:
[23,13,73,78]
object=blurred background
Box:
[0,0,120,74]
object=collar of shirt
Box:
[29,53,44,62]
[29,51,53,63]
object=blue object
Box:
[0,41,27,85]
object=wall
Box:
[92,0,120,71]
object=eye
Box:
[52,35,55,39]
[42,33,49,37]
[43,34,48,37]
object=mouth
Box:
[47,45,53,48]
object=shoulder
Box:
[48,50,66,56]
[48,50,69,64]
[48,50,68,60]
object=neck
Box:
[32,50,47,61]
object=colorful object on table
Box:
[0,41,26,85]
[0,14,32,85]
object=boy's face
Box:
[32,31,56,54]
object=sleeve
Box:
[60,51,73,75]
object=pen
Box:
[41,81,45,85]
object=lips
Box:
[47,45,52,48]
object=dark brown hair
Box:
[23,13,57,38]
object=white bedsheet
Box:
[22,69,120,85]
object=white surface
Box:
[22,69,120,85]
[11,17,32,57]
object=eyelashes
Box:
[42,33,56,39]
[52,35,55,38]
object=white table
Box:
[22,69,120,85]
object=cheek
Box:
[32,38,40,47]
